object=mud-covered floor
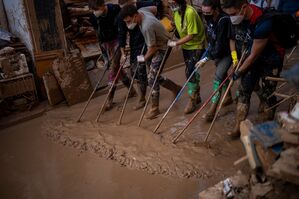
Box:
[1,46,298,199]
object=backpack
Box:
[257,8,298,49]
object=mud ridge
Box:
[42,111,227,179]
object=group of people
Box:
[88,0,298,138]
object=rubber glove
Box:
[167,40,177,47]
[137,55,145,63]
[231,50,238,67]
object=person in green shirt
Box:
[168,0,206,114]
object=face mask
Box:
[169,2,180,12]
[93,10,103,17]
[171,6,180,12]
[127,22,137,30]
[204,14,214,22]
[230,15,244,25]
[127,16,137,30]
[230,7,245,25]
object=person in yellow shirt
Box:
[168,0,206,114]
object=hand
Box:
[167,40,177,47]
[195,57,209,68]
[232,70,242,81]
[137,55,145,63]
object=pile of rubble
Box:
[199,102,299,198]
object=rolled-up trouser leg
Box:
[147,50,165,101]
[183,49,203,96]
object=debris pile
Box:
[199,102,299,198]
[0,29,37,115]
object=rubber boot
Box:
[203,102,218,122]
[145,94,160,119]
[105,86,116,111]
[122,75,137,98]
[184,82,200,114]
[160,78,182,99]
[202,80,221,121]
[133,83,147,110]
[222,81,233,107]
[227,103,249,138]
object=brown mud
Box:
[42,61,246,180]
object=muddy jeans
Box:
[238,53,283,107]
[148,50,168,98]
[101,39,130,86]
[182,49,204,83]
[130,44,148,88]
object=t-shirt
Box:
[118,1,154,62]
[138,7,170,50]
[173,5,205,50]
[232,4,284,58]
[206,12,231,59]
[90,4,120,43]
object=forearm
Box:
[144,46,158,61]
[176,35,193,46]
[120,47,125,56]
[239,54,255,73]
[230,39,236,52]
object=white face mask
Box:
[230,15,244,25]
[169,3,180,12]
[93,10,103,17]
[127,22,137,30]
[230,7,245,25]
[126,16,137,30]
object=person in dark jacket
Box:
[201,0,234,121]
[118,0,155,110]
[89,0,136,111]
[221,0,285,138]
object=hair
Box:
[118,0,130,6]
[202,0,220,10]
[119,4,138,19]
[88,0,105,9]
[174,0,187,26]
[220,0,247,9]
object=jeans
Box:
[182,49,204,83]
[214,56,232,82]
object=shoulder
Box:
[255,17,273,31]
[218,14,231,26]
[185,5,198,17]
[139,7,152,13]
[254,17,273,38]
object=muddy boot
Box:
[184,81,200,114]
[227,103,249,138]
[122,75,137,98]
[222,90,233,106]
[145,95,160,119]
[202,80,221,120]
[221,81,233,106]
[203,102,218,122]
[133,83,147,110]
[160,78,182,99]
[262,104,276,121]
[105,86,116,111]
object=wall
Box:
[2,0,34,53]
[0,0,8,30]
